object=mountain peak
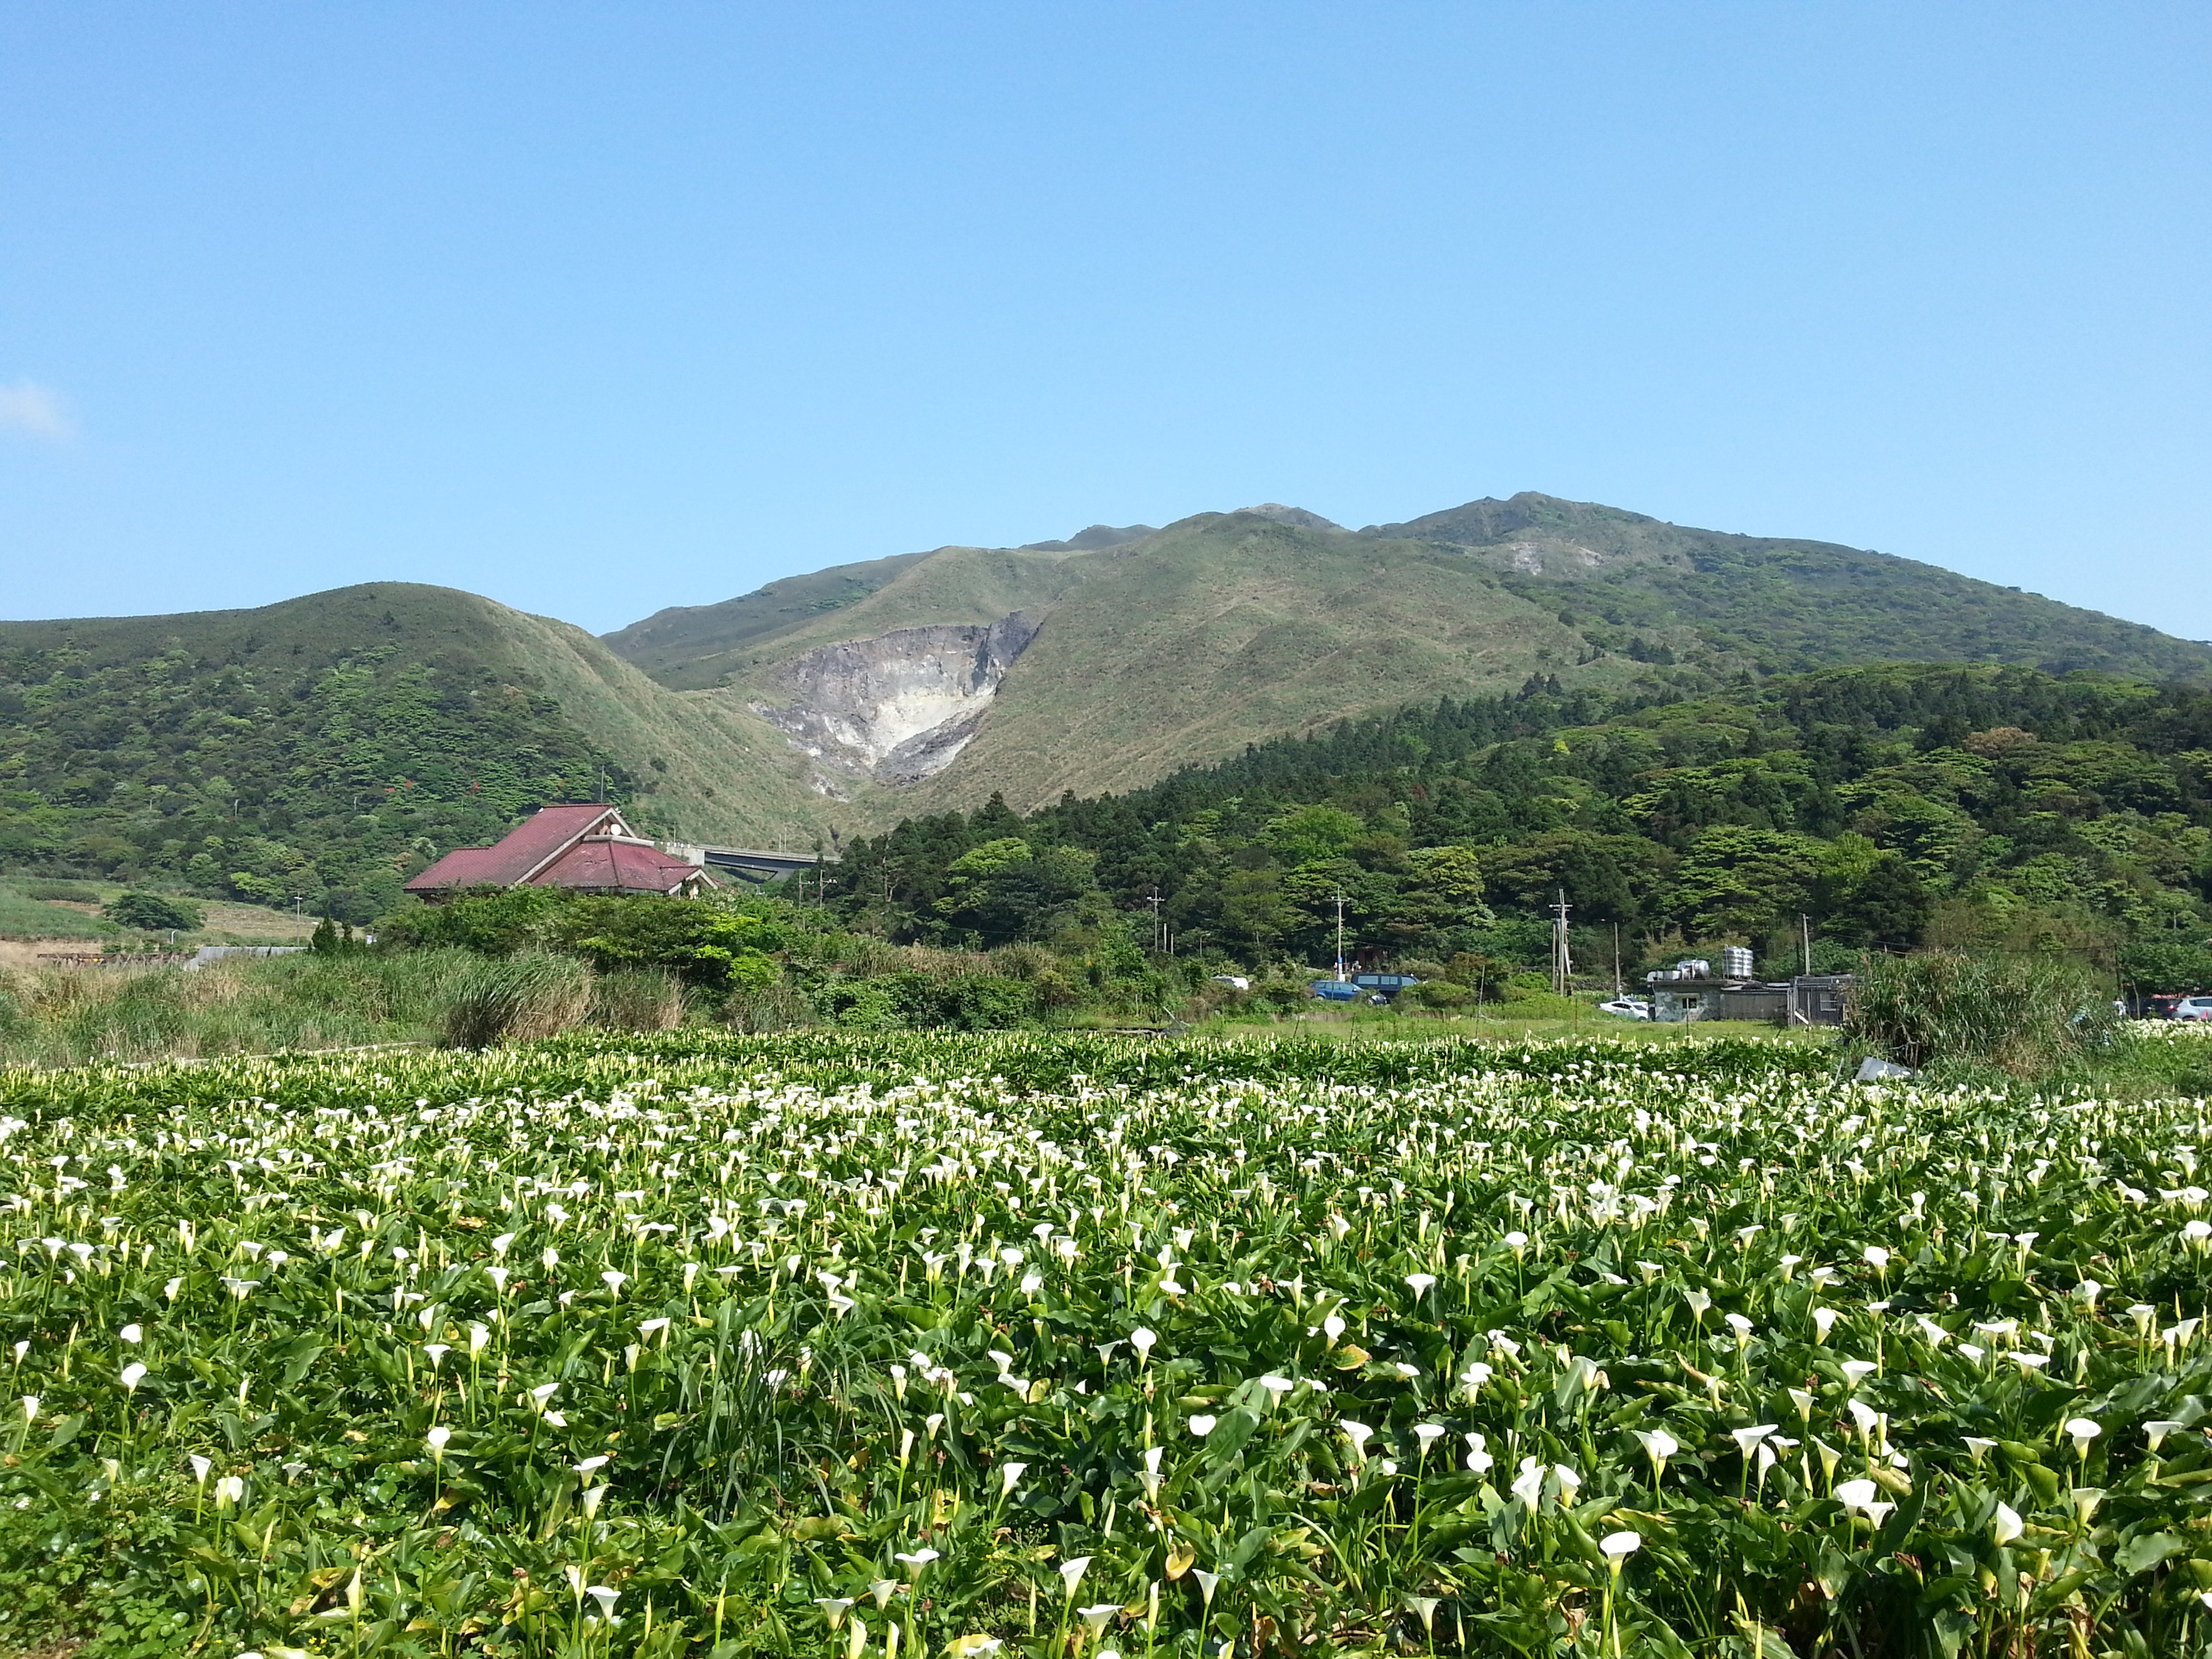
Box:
[1019,523,1156,553]
[1235,504,1343,531]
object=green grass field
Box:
[0,885,110,939]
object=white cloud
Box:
[0,380,74,441]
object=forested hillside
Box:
[13,494,2212,929]
[0,584,825,920]
[821,663,2212,991]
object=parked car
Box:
[2173,996,2212,1022]
[1598,996,1653,1021]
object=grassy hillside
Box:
[605,493,2212,819]
[605,526,1160,690]
[895,510,1627,809]
[0,583,828,917]
[628,544,1103,696]
[602,548,937,689]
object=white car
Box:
[2173,996,2212,1022]
[1598,997,1652,1021]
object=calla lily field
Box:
[1,1029,2211,1657]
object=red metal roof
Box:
[403,804,622,892]
[531,839,703,894]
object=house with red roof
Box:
[403,804,716,901]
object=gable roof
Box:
[533,838,705,895]
[404,804,625,892]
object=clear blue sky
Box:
[3,4,2207,637]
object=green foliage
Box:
[101,891,204,933]
[1664,826,1829,937]
[2120,936,2212,995]
[830,662,2212,986]
[306,914,365,954]
[932,838,1102,947]
[806,969,1041,1031]
[23,879,98,901]
[373,885,569,956]
[1406,979,1474,1010]
[0,588,638,914]
[1846,948,2118,1076]
[550,895,781,989]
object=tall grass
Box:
[588,966,691,1032]
[0,949,715,1067]
[437,950,596,1048]
[1844,948,2116,1078]
[0,949,473,1067]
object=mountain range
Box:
[2,492,2205,910]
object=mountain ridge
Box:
[4,491,2207,918]
[596,493,2212,813]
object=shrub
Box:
[1408,981,1475,1011]
[374,886,566,956]
[552,895,780,989]
[1845,949,2116,1078]
[936,974,1040,1031]
[438,951,594,1049]
[102,891,204,933]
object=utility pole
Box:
[1800,914,1813,977]
[1146,888,1164,953]
[1551,888,1574,996]
[1612,922,1622,997]
[1333,892,1349,981]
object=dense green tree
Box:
[103,891,204,933]
[933,839,1101,947]
[1664,827,1830,939]
[810,662,2212,985]
[550,896,781,989]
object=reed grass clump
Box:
[1845,947,2115,1077]
[0,950,473,1065]
[588,966,690,1031]
[436,949,595,1048]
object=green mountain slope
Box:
[602,549,939,690]
[1368,493,2211,679]
[0,583,825,918]
[888,510,1610,809]
[9,490,2206,921]
[613,496,2210,816]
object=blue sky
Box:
[3,4,2207,636]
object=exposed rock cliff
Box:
[756,611,1040,790]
